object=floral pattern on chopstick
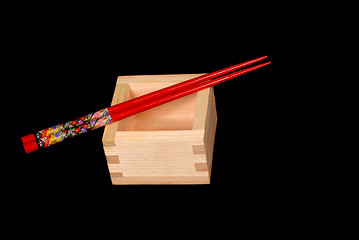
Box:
[34,108,111,139]
[34,109,113,149]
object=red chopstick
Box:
[21,56,267,146]
[22,58,270,153]
[107,56,268,116]
[110,61,271,122]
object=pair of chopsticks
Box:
[22,56,271,154]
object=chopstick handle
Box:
[21,108,113,153]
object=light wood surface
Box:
[102,74,217,184]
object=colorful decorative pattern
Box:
[34,108,113,149]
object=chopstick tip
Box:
[261,61,271,67]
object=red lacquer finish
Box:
[108,56,267,116]
[23,139,38,154]
[21,133,39,154]
[111,61,271,122]
[21,133,36,144]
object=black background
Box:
[6,8,290,222]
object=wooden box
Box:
[102,74,217,184]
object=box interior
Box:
[117,82,198,131]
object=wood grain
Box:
[102,74,217,185]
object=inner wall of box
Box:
[117,82,198,131]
